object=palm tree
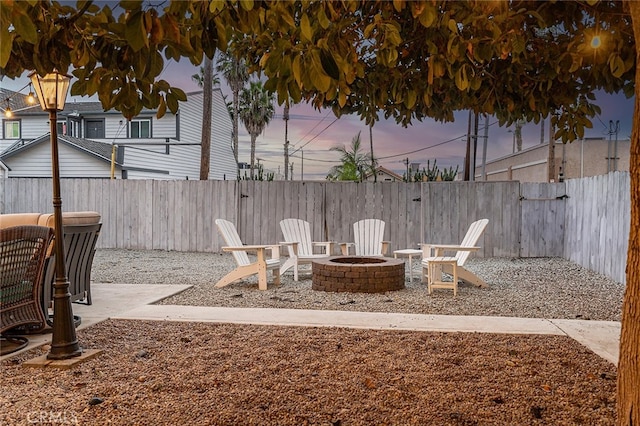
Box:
[239,81,275,179]
[326,132,371,181]
[191,62,220,88]
[191,57,220,180]
[216,51,249,165]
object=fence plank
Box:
[0,175,629,284]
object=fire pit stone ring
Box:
[312,256,406,293]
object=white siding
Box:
[121,145,199,179]
[1,90,236,181]
[150,113,177,139]
[1,115,50,152]
[181,90,237,180]
[81,112,177,141]
[4,142,112,178]
[125,169,175,180]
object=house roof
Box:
[364,166,403,180]
[0,134,122,166]
[0,87,36,112]
[0,87,160,116]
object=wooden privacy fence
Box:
[0,172,630,284]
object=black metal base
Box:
[47,314,82,328]
[0,335,29,356]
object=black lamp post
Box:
[29,70,82,360]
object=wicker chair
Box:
[42,222,102,315]
[1,225,53,355]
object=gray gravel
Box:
[92,249,624,321]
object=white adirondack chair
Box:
[279,218,333,281]
[340,219,389,256]
[421,218,489,292]
[214,219,281,290]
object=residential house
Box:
[0,88,237,180]
[475,137,631,182]
[363,166,404,182]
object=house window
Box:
[3,120,20,139]
[129,119,151,138]
[85,119,105,138]
[57,120,67,136]
[68,119,80,137]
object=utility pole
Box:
[464,110,472,181]
[404,157,410,180]
[609,120,620,172]
[515,120,523,151]
[301,149,304,181]
[481,114,489,181]
[468,112,479,181]
[548,116,555,182]
[369,123,376,182]
[283,102,290,180]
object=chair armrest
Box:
[422,244,480,257]
[279,241,299,256]
[312,241,334,254]
[339,242,354,255]
[223,244,281,259]
[381,241,390,256]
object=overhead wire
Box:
[290,108,334,148]
[289,116,340,155]
[292,118,502,166]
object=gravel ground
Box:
[1,250,623,425]
[92,249,624,321]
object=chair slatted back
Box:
[353,219,385,256]
[1,225,53,333]
[215,219,250,266]
[455,219,489,266]
[280,219,313,257]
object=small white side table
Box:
[393,249,422,281]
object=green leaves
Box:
[0,0,633,137]
[309,49,332,92]
[416,3,437,28]
[300,13,313,42]
[609,54,626,79]
[12,8,37,44]
[320,49,340,80]
[454,64,469,91]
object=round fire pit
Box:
[312,256,405,293]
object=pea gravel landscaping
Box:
[93,249,623,322]
[0,250,624,425]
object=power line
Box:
[290,117,340,155]
[376,133,467,160]
[291,109,333,147]
[375,119,500,161]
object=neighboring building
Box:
[475,137,631,182]
[363,166,404,182]
[1,134,122,178]
[0,88,237,180]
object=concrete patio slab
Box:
[551,319,621,365]
[113,305,565,336]
[2,284,622,367]
[0,283,191,361]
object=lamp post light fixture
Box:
[29,70,82,360]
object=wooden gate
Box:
[519,182,566,257]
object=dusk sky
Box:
[2,57,634,180]
[165,58,635,180]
